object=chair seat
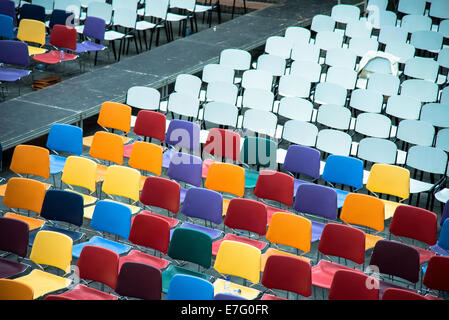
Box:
[15,269,72,299]
[104,30,126,41]
[83,134,131,148]
[261,293,287,300]
[435,188,449,204]
[413,246,436,264]
[84,200,141,219]
[0,67,31,82]
[177,222,223,240]
[33,50,78,64]
[409,179,434,194]
[65,189,98,206]
[260,247,310,272]
[134,211,179,228]
[424,294,444,300]
[365,233,384,251]
[266,205,290,226]
[74,41,106,53]
[311,259,365,290]
[119,249,170,270]
[212,233,267,256]
[27,45,47,56]
[194,4,213,12]
[213,278,260,300]
[166,12,187,22]
[162,264,211,294]
[72,236,132,259]
[3,212,45,231]
[0,257,29,279]
[244,169,259,189]
[136,20,157,31]
[429,243,449,257]
[49,154,67,175]
[52,284,118,300]
[28,224,84,247]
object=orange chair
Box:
[89,131,124,182]
[0,279,34,300]
[204,162,245,216]
[83,101,132,147]
[260,212,312,271]
[340,193,385,251]
[2,177,46,231]
[127,141,163,190]
[0,144,51,196]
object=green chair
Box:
[161,228,213,293]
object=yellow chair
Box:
[17,19,47,56]
[0,279,34,300]
[61,156,98,206]
[204,162,245,216]
[89,131,124,182]
[366,164,410,220]
[14,231,73,299]
[83,102,132,147]
[2,177,46,231]
[340,193,385,250]
[213,240,261,300]
[260,212,312,271]
[128,141,163,190]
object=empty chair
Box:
[404,57,439,82]
[401,14,432,34]
[366,73,400,97]
[347,36,379,58]
[202,101,238,129]
[115,262,162,300]
[345,19,373,39]
[284,26,311,46]
[355,113,392,139]
[204,81,238,105]
[174,74,202,98]
[400,79,439,103]
[126,86,161,113]
[420,103,449,129]
[277,97,313,122]
[328,270,379,300]
[311,14,335,34]
[367,0,388,11]
[241,69,273,91]
[291,42,320,63]
[219,48,251,73]
[349,89,384,113]
[396,119,435,147]
[0,279,34,300]
[0,40,31,86]
[242,109,278,138]
[441,86,449,104]
[167,92,200,120]
[100,165,141,206]
[435,129,449,153]
[411,30,443,54]
[264,36,293,60]
[316,104,351,131]
[202,63,234,85]
[385,42,416,65]
[357,138,398,165]
[385,95,422,121]
[382,288,428,300]
[166,274,214,300]
[325,66,357,90]
[20,4,46,23]
[315,30,344,52]
[325,48,357,70]
[289,60,322,83]
[313,82,348,106]
[277,75,311,99]
[281,120,318,147]
[422,256,449,299]
[429,0,449,20]
[398,0,427,15]
[316,129,352,156]
[366,9,397,30]
[0,217,29,279]
[241,88,274,112]
[331,4,360,26]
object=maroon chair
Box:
[261,255,312,300]
[211,198,268,256]
[382,287,428,300]
[389,205,438,264]
[33,24,78,64]
[328,270,379,300]
[423,255,449,299]
[254,170,295,225]
[0,217,29,278]
[115,262,162,300]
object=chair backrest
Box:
[293,184,338,220]
[357,137,398,165]
[311,14,335,33]
[389,205,438,246]
[97,101,131,134]
[290,60,322,83]
[167,92,200,119]
[0,279,34,300]
[406,146,448,175]
[133,110,166,142]
[396,119,435,147]
[0,13,12,40]
[89,131,124,165]
[115,262,162,300]
[322,155,364,190]
[224,198,267,236]
[385,95,422,121]
[404,57,439,83]
[20,4,46,22]
[278,95,313,119]
[278,76,312,99]
[239,136,277,169]
[0,40,29,66]
[254,170,294,207]
[382,287,427,300]
[112,7,137,29]
[174,74,202,98]
[48,9,73,29]
[49,24,77,51]
[77,245,119,289]
[166,152,203,187]
[316,129,352,156]
[202,63,234,84]
[316,104,352,130]
[126,86,160,111]
[30,230,73,273]
[328,270,379,300]
[203,128,240,162]
[10,144,50,179]
[0,217,29,258]
[242,109,278,138]
[420,103,449,129]
[261,255,312,298]
[423,255,449,293]
[349,88,383,113]
[331,4,360,25]
[284,26,311,45]
[205,82,238,105]
[128,141,163,176]
[241,69,273,91]
[168,228,212,269]
[282,144,321,180]
[203,102,239,128]
[46,124,83,155]
[214,240,261,284]
[165,119,200,152]
[369,240,420,284]
[355,112,392,139]
[242,88,274,112]
[438,219,449,251]
[0,1,15,23]
[40,190,84,227]
[166,274,214,300]
[181,187,223,225]
[266,212,311,253]
[340,193,385,232]
[140,176,180,214]
[61,156,97,193]
[128,213,170,254]
[219,48,251,72]
[282,120,318,147]
[318,223,366,265]
[366,163,410,200]
[3,177,46,214]
[436,129,449,153]
[83,16,106,42]
[204,162,245,198]
[264,36,293,60]
[102,165,140,202]
[90,200,132,239]
[87,1,112,24]
[256,53,287,76]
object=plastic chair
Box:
[0,0,15,24]
[396,119,435,147]
[316,104,352,131]
[315,30,344,52]
[219,48,251,73]
[281,120,318,147]
[429,0,449,20]
[0,217,29,279]
[0,14,12,40]
[357,137,398,165]
[88,131,124,182]
[382,287,428,300]
[404,57,439,82]
[173,74,201,98]
[47,9,73,30]
[278,75,311,99]
[422,255,449,298]
[328,270,379,300]
[61,156,98,206]
[378,26,408,46]
[241,88,274,112]
[115,262,162,300]
[398,0,426,15]
[291,42,320,63]
[401,14,432,34]
[202,63,234,84]
[289,60,322,83]
[0,279,34,300]
[204,81,238,106]
[101,165,141,207]
[284,26,310,46]
[345,19,373,39]
[241,69,273,92]
[355,112,392,139]
[400,79,439,104]
[0,40,31,85]
[385,42,416,65]
[385,95,422,121]
[167,91,200,120]
[166,274,214,300]
[420,103,449,129]
[264,36,293,60]
[125,87,161,122]
[442,86,449,104]
[366,9,397,30]
[349,89,384,113]
[256,54,286,77]
[161,228,212,294]
[325,48,357,70]
[436,129,449,153]
[311,14,335,34]
[293,183,338,242]
[13,231,73,299]
[32,25,78,65]
[202,101,239,129]
[366,73,400,97]
[261,255,312,300]
[19,4,46,22]
[313,82,347,106]
[331,4,360,26]
[411,30,443,54]
[347,36,379,58]
[127,141,163,189]
[316,129,352,157]
[277,97,313,121]
[325,66,357,90]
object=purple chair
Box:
[293,183,338,242]
[74,16,106,65]
[214,293,248,300]
[282,145,321,194]
[369,240,421,299]
[115,262,162,300]
[0,217,29,278]
[166,152,203,203]
[0,40,31,83]
[176,187,223,240]
[0,0,15,24]
[162,120,201,168]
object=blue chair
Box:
[166,274,214,300]
[0,40,31,85]
[429,219,449,257]
[46,123,83,175]
[19,3,46,23]
[0,14,14,39]
[72,200,132,258]
[0,0,15,24]
[28,190,85,246]
[48,9,73,30]
[322,155,364,208]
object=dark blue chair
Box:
[429,218,449,257]
[166,274,214,300]
[0,0,15,24]
[48,9,73,29]
[19,3,46,23]
[0,14,14,39]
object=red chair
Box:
[261,255,312,300]
[211,198,267,256]
[388,205,437,264]
[423,255,449,300]
[254,170,295,225]
[124,111,167,158]
[382,287,428,300]
[136,176,181,227]
[311,223,366,290]
[119,214,171,270]
[33,24,78,64]
[45,245,119,300]
[328,270,379,300]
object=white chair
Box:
[398,0,427,15]
[202,101,238,128]
[126,86,160,111]
[441,86,449,104]
[404,57,439,82]
[325,48,357,70]
[32,0,54,14]
[345,19,373,39]
[437,19,449,41]
[241,69,273,91]
[282,120,318,147]
[366,9,397,30]
[420,103,449,129]
[241,88,274,112]
[289,60,322,83]
[242,109,278,138]
[384,42,415,64]
[331,4,360,26]
[202,63,235,84]
[291,42,320,63]
[256,54,286,77]
[400,14,432,34]
[315,31,344,52]
[284,26,311,46]
[349,88,384,113]
[348,36,379,58]
[357,137,398,164]
[325,66,357,90]
[429,0,449,20]
[264,36,293,60]
[355,112,391,138]
[385,95,422,121]
[366,73,400,97]
[437,48,449,70]
[54,0,81,19]
[311,14,335,33]
[411,31,443,54]
[435,128,449,153]
[316,129,352,156]
[205,81,238,105]
[396,119,436,147]
[167,92,200,119]
[112,0,138,11]
[378,26,408,46]
[219,48,251,73]
[313,82,348,106]
[367,0,388,11]
[174,73,202,99]
[400,79,439,103]
[277,74,311,99]
[316,104,351,131]
[81,1,112,26]
[277,97,314,122]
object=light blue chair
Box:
[385,42,415,65]
[404,57,439,83]
[436,128,449,153]
[349,89,384,113]
[281,120,318,147]
[429,219,449,257]
[166,274,214,300]
[290,60,322,83]
[72,200,132,258]
[429,0,449,20]
[378,26,408,46]
[398,0,426,15]
[355,112,392,139]
[366,73,400,97]
[331,4,360,26]
[322,155,364,208]
[313,82,347,106]
[356,137,398,165]
[410,30,443,54]
[420,103,449,129]
[396,119,435,147]
[0,14,14,39]
[400,14,431,34]
[291,42,320,63]
[400,79,439,103]
[348,36,379,58]
[385,94,422,120]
